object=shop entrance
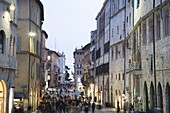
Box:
[0,80,6,113]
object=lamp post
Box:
[122,91,126,113]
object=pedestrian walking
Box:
[84,105,88,113]
[117,101,120,113]
[92,102,95,113]
[37,102,43,113]
[88,100,91,111]
[79,101,83,111]
[56,100,60,113]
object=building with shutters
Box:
[0,0,18,112]
[15,0,44,112]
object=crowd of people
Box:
[13,92,98,113]
[36,93,96,113]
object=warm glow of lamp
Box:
[47,55,51,60]
[29,32,36,37]
[9,4,15,11]
[122,94,125,98]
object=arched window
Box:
[0,31,4,54]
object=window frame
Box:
[0,31,4,54]
[142,22,147,45]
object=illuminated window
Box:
[78,78,81,82]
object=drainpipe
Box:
[108,0,111,105]
[123,0,126,112]
[153,0,157,109]
[28,0,31,108]
[94,31,97,103]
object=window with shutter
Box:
[0,31,4,54]
[142,22,147,45]
[156,13,161,40]
[164,8,170,37]
[149,18,153,43]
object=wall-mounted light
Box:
[7,4,15,12]
[47,55,51,60]
[29,32,36,37]
[9,4,15,11]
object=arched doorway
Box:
[165,83,170,113]
[143,81,149,113]
[150,82,154,111]
[157,82,163,112]
[0,80,7,113]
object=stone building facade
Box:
[109,0,126,109]
[88,0,170,113]
[95,0,110,105]
[82,43,90,98]
[89,30,97,102]
[40,30,48,96]
[57,52,66,86]
[15,0,44,112]
[0,0,18,112]
[73,48,84,92]
[128,0,170,112]
[47,50,59,88]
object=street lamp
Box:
[9,4,15,11]
[29,32,36,37]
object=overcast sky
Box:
[41,0,105,70]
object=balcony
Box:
[0,54,17,70]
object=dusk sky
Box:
[41,0,105,70]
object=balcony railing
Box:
[0,54,17,70]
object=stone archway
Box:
[0,80,7,113]
[150,82,154,111]
[157,82,163,112]
[143,81,149,113]
[165,83,170,113]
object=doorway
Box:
[0,80,7,113]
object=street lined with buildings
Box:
[0,0,170,113]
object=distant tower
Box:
[73,47,84,91]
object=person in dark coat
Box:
[117,101,120,113]
[92,102,95,113]
[84,105,88,113]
